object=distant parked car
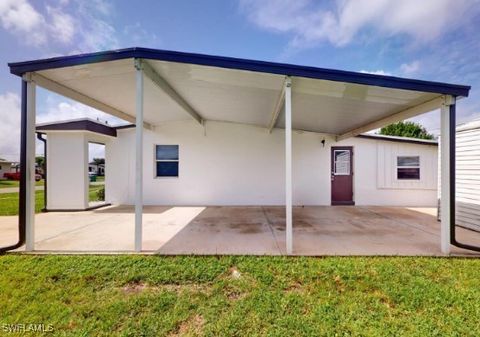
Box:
[3,172,42,181]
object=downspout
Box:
[0,80,27,253]
[449,100,480,252]
[36,132,47,211]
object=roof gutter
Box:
[448,101,480,252]
[0,80,27,253]
[36,132,47,212]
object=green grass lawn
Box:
[0,184,104,216]
[0,190,44,215]
[89,184,104,202]
[0,256,479,336]
[0,179,44,189]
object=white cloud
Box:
[0,0,120,52]
[71,0,119,53]
[360,69,392,76]
[123,22,159,47]
[0,0,47,46]
[38,99,123,126]
[400,61,420,76]
[46,6,75,44]
[0,92,21,161]
[0,89,127,161]
[240,0,480,49]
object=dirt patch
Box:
[122,282,150,294]
[170,314,205,337]
[284,281,304,293]
[121,282,211,295]
[225,289,245,301]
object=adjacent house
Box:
[0,160,15,178]
[88,162,105,176]
[455,119,480,231]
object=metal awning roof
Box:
[8,47,471,138]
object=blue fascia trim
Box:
[8,47,471,97]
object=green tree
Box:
[92,158,105,165]
[35,156,45,169]
[379,121,434,140]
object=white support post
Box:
[440,95,454,254]
[134,59,144,252]
[285,77,293,255]
[25,76,36,251]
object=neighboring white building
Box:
[88,162,105,176]
[455,120,480,231]
[37,119,438,210]
[0,160,15,179]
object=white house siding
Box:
[0,162,13,179]
[106,121,438,207]
[455,122,480,231]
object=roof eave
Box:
[8,47,471,97]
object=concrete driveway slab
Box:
[0,205,479,255]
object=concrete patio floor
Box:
[1,205,479,255]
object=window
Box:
[397,156,420,180]
[333,150,350,175]
[155,145,179,177]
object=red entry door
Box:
[331,147,354,205]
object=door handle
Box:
[331,173,334,181]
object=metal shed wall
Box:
[456,121,480,231]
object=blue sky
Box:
[0,0,480,160]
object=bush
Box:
[97,187,105,201]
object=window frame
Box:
[396,155,420,180]
[154,144,179,178]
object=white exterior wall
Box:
[46,131,112,210]
[455,123,480,230]
[0,163,13,178]
[47,132,89,210]
[106,121,438,207]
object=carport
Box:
[3,47,474,254]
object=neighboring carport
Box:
[4,47,472,254]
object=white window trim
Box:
[396,155,420,180]
[154,144,179,178]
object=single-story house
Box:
[2,47,475,254]
[88,162,105,176]
[36,119,439,210]
[0,160,15,178]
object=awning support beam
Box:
[336,96,445,141]
[134,59,144,252]
[285,77,293,255]
[440,95,455,254]
[267,76,290,133]
[29,72,152,130]
[23,73,36,251]
[142,60,204,125]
